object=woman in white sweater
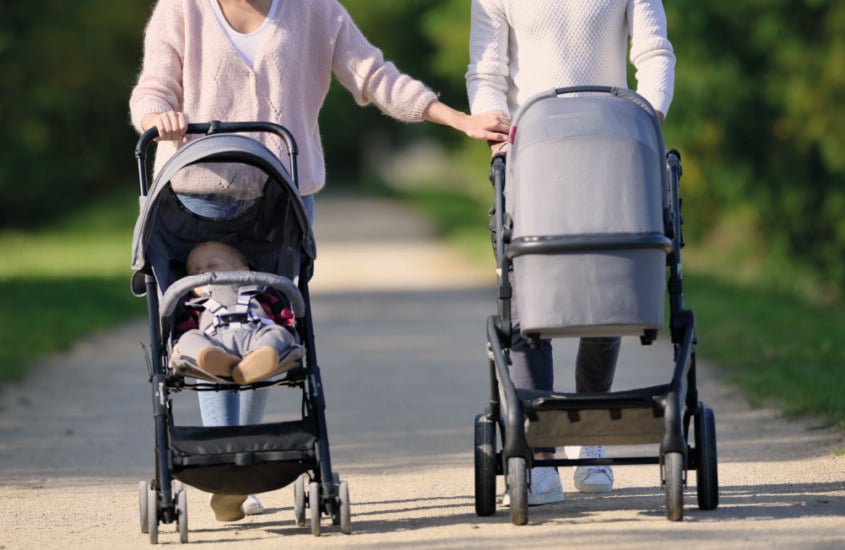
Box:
[466,0,675,505]
[130,0,510,522]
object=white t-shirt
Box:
[209,0,280,67]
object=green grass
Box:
[369,179,845,430]
[0,191,145,381]
[685,274,844,426]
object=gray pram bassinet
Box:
[508,91,670,338]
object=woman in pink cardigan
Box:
[130,0,509,523]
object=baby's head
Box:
[186,241,250,276]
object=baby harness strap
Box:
[187,284,275,337]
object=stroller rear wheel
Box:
[474,414,497,516]
[507,456,528,525]
[695,406,719,510]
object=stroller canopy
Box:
[130,133,316,296]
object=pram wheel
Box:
[338,480,351,535]
[138,480,151,534]
[147,485,159,544]
[175,483,188,544]
[663,451,685,521]
[309,481,321,536]
[507,457,528,525]
[294,475,306,527]
[474,414,497,516]
[330,472,341,525]
[694,406,719,510]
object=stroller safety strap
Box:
[188,284,275,336]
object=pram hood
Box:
[130,133,316,297]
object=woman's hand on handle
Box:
[423,101,511,143]
[140,111,190,142]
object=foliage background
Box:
[1,0,844,298]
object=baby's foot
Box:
[196,346,240,377]
[232,346,279,385]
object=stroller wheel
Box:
[147,485,159,544]
[694,406,719,510]
[294,475,306,527]
[175,483,188,544]
[474,414,497,516]
[338,480,351,535]
[663,451,685,521]
[507,456,528,526]
[309,481,321,537]
[138,480,151,534]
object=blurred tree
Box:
[0,1,153,228]
[665,0,845,289]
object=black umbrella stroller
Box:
[131,122,350,543]
[474,87,718,524]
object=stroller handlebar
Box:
[135,120,298,158]
[134,120,299,195]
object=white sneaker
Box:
[501,467,565,506]
[573,445,614,493]
[242,494,264,515]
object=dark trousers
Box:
[509,332,621,394]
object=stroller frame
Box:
[132,121,349,543]
[474,87,719,524]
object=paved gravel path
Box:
[1,195,843,549]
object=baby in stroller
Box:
[169,241,305,385]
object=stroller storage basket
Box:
[170,420,318,494]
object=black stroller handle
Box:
[134,120,299,196]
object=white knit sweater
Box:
[466,0,675,117]
[130,0,438,196]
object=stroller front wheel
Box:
[663,451,685,521]
[294,475,306,527]
[507,456,528,525]
[474,414,497,516]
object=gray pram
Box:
[474,87,718,524]
[131,121,350,543]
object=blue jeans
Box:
[181,192,315,426]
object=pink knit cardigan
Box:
[130,0,438,196]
